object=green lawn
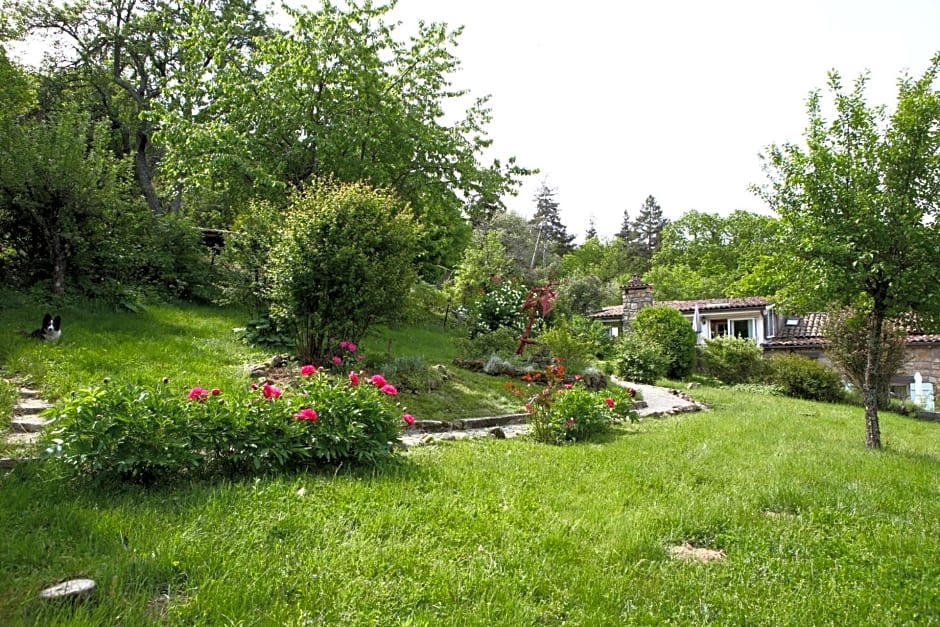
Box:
[1,302,939,624]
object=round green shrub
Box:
[633,306,697,379]
[701,335,766,384]
[767,354,845,403]
[613,334,667,384]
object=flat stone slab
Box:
[40,578,97,602]
[4,431,41,445]
[18,388,40,399]
[15,399,52,416]
[11,417,51,433]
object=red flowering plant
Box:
[508,358,637,444]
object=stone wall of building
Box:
[621,276,653,331]
[901,345,940,384]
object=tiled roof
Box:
[657,297,771,313]
[623,275,651,290]
[764,312,940,348]
[591,297,770,320]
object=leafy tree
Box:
[633,195,668,270]
[755,56,940,448]
[0,103,135,295]
[155,0,528,271]
[531,181,575,259]
[267,180,422,364]
[823,308,907,409]
[10,0,270,215]
[633,305,697,379]
[584,216,598,241]
[450,230,515,308]
[645,210,780,299]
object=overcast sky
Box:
[372,0,940,240]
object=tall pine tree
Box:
[531,181,576,261]
[633,195,668,270]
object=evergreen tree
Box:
[634,195,668,269]
[584,215,598,241]
[531,181,576,260]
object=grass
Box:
[1,301,939,624]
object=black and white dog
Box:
[29,313,62,341]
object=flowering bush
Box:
[510,360,637,444]
[466,279,528,339]
[45,366,407,483]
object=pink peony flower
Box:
[370,374,387,387]
[293,408,318,421]
[346,342,357,353]
[605,397,615,408]
[349,371,360,386]
[340,340,349,349]
[300,364,316,377]
[564,384,573,389]
[187,387,209,402]
[332,356,343,365]
[262,383,282,399]
[211,388,221,396]
[250,383,258,390]
[402,414,416,426]
[380,384,398,396]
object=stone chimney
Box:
[621,275,653,331]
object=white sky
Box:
[377,0,940,240]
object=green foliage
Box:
[613,334,667,384]
[538,317,605,373]
[755,56,940,447]
[45,369,405,482]
[767,354,846,403]
[220,200,283,316]
[380,355,445,394]
[646,210,780,300]
[531,182,575,257]
[267,180,421,363]
[450,230,515,308]
[823,308,906,408]
[455,327,519,360]
[701,335,766,384]
[517,361,626,444]
[633,306,697,379]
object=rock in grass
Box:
[40,578,97,602]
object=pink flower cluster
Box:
[187,387,221,402]
[293,408,318,421]
[262,383,282,399]
[368,374,398,396]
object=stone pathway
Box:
[1,384,53,469]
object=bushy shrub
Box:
[701,335,766,384]
[381,355,445,393]
[613,334,667,384]
[633,306,697,379]
[512,361,633,444]
[538,324,593,373]
[455,327,519,360]
[767,354,845,403]
[45,367,408,483]
[267,180,422,364]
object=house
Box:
[591,276,940,408]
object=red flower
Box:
[349,371,360,386]
[370,374,387,387]
[187,387,209,402]
[211,388,221,396]
[605,397,615,408]
[250,383,258,390]
[346,342,357,353]
[402,414,416,426]
[300,364,316,377]
[332,356,343,365]
[340,340,349,350]
[564,384,573,389]
[627,388,637,398]
[293,408,318,421]
[262,383,282,399]
[380,384,398,396]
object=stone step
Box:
[0,456,39,470]
[19,388,40,399]
[14,399,52,416]
[4,431,42,445]
[11,417,51,433]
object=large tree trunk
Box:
[862,308,886,449]
[135,130,163,215]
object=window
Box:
[732,319,753,339]
[709,319,728,337]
